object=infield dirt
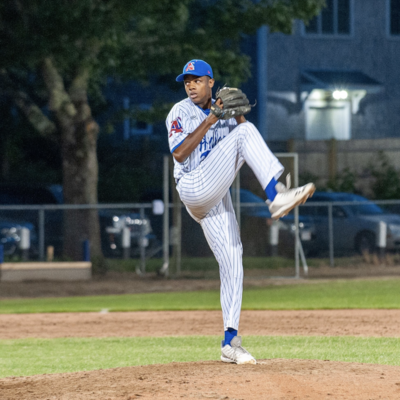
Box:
[1,309,400,399]
[2,359,400,400]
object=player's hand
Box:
[207,99,223,125]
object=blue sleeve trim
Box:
[171,138,186,153]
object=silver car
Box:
[300,192,400,255]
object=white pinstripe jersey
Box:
[166,98,237,181]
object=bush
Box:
[326,167,358,193]
[368,151,400,200]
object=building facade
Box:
[263,0,400,142]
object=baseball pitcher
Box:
[166,59,315,364]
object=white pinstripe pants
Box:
[177,122,283,330]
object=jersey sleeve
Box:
[166,105,191,154]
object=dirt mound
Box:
[2,359,400,399]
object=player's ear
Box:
[208,78,215,88]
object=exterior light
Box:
[310,89,325,100]
[332,90,348,100]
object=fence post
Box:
[269,221,279,256]
[175,203,181,276]
[46,246,54,262]
[140,207,146,274]
[170,160,182,277]
[19,227,30,261]
[161,155,170,276]
[298,236,309,276]
[83,239,90,262]
[294,153,300,278]
[328,203,334,267]
[38,209,45,261]
[121,226,131,259]
[377,221,387,260]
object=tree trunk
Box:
[41,58,103,261]
[60,108,102,261]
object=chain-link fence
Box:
[1,196,400,280]
[0,203,163,272]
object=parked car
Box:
[300,192,400,255]
[233,189,316,256]
[100,210,159,257]
[0,183,158,258]
[0,219,37,257]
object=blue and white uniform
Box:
[167,60,283,333]
[168,98,238,184]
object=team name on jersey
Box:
[199,126,225,161]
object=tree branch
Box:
[68,68,89,106]
[41,57,77,118]
[13,91,57,137]
[0,68,57,137]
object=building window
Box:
[305,0,351,36]
[389,0,400,35]
[123,97,153,139]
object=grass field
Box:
[1,278,400,314]
[1,336,400,378]
[106,256,380,273]
[1,277,400,379]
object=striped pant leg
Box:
[200,191,243,331]
[178,121,283,221]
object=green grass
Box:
[1,335,400,378]
[1,278,400,314]
[106,256,355,273]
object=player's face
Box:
[184,75,214,109]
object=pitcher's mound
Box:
[2,359,400,399]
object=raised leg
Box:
[177,121,283,221]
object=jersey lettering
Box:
[199,126,225,160]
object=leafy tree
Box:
[0,0,324,260]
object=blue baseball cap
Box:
[176,59,213,82]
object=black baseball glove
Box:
[210,87,252,120]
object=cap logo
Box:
[185,62,195,72]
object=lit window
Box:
[305,0,351,36]
[390,0,400,35]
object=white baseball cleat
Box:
[267,174,316,220]
[221,336,257,365]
